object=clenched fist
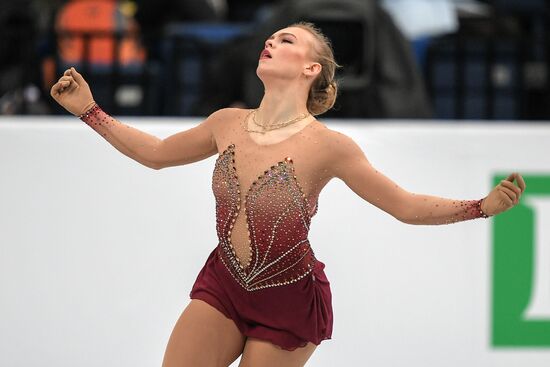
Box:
[481,172,526,216]
[50,67,96,116]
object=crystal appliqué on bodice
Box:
[212,143,317,292]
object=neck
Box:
[256,80,310,126]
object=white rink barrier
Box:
[1,116,549,367]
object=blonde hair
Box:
[289,21,341,116]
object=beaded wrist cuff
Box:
[78,103,100,120]
[477,198,490,218]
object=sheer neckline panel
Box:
[240,110,318,148]
[216,143,314,214]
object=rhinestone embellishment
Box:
[212,144,317,291]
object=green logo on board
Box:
[492,174,550,347]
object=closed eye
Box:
[282,39,293,44]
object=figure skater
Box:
[50,21,525,367]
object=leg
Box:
[238,337,318,367]
[162,299,247,367]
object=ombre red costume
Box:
[189,143,332,351]
[77,104,495,351]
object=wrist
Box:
[78,103,102,127]
[76,100,97,117]
[477,198,491,218]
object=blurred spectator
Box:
[55,0,146,66]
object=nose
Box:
[264,39,273,49]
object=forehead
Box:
[270,27,314,41]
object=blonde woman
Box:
[51,22,525,367]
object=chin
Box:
[256,63,274,77]
[256,65,274,83]
[256,64,293,83]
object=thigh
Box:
[162,299,247,367]
[238,337,318,367]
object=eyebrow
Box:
[268,32,298,40]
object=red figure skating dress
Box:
[189,141,333,351]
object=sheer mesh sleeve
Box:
[78,103,218,169]
[396,194,490,224]
[78,103,164,168]
[326,130,491,225]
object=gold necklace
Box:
[244,109,311,134]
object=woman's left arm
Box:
[326,131,526,225]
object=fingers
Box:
[54,82,69,95]
[488,173,526,215]
[59,81,70,90]
[61,67,85,87]
[58,75,76,84]
[505,172,526,192]
[50,81,63,96]
[54,74,80,93]
[500,179,522,198]
[52,67,88,104]
[515,173,526,193]
[57,76,72,89]
[58,67,86,93]
[502,172,527,202]
[51,82,70,96]
[69,67,87,85]
[497,187,514,205]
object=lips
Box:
[260,49,272,59]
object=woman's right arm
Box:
[51,67,219,170]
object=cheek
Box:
[283,48,305,62]
[278,49,307,72]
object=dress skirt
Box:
[189,246,333,351]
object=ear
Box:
[304,62,322,78]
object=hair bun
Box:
[308,79,338,115]
[290,21,340,116]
